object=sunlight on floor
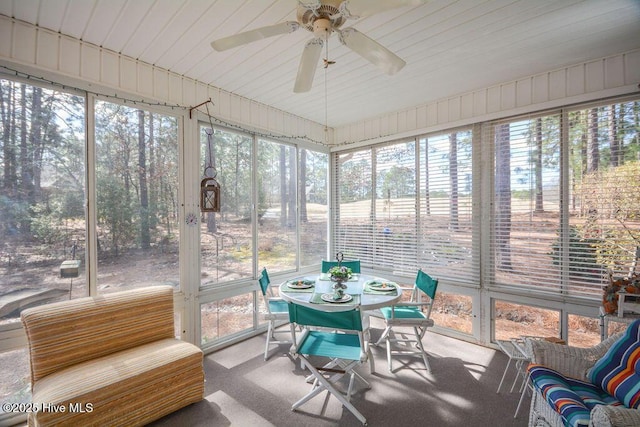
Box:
[207,390,275,427]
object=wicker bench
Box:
[21,286,204,426]
[525,327,640,427]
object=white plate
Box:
[368,281,396,290]
[371,285,396,292]
[321,293,353,303]
[287,280,314,289]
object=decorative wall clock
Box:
[185,212,198,227]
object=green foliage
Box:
[59,189,85,219]
[579,162,640,273]
[511,189,533,199]
[339,157,371,202]
[0,195,29,237]
[378,165,415,198]
[30,202,66,245]
[96,176,137,254]
[549,225,604,280]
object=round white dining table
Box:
[279,274,403,312]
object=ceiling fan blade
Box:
[339,0,426,18]
[338,28,406,75]
[294,38,324,93]
[211,21,299,51]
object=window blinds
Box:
[489,100,640,298]
[334,131,477,284]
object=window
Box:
[200,126,253,285]
[567,314,600,347]
[257,139,297,273]
[567,103,640,290]
[299,148,328,267]
[490,101,640,299]
[335,148,373,264]
[0,79,86,417]
[334,134,476,336]
[334,131,475,281]
[256,142,329,272]
[375,142,417,271]
[201,295,254,346]
[494,300,560,341]
[0,79,86,319]
[490,115,563,294]
[95,100,179,293]
[418,131,475,283]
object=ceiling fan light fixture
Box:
[312,18,333,37]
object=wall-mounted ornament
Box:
[185,212,198,226]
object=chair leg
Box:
[374,326,391,346]
[510,360,523,392]
[413,326,431,371]
[264,320,274,360]
[386,334,393,372]
[292,362,367,425]
[514,371,531,418]
[497,358,513,393]
[346,372,356,401]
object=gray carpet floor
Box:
[150,319,530,426]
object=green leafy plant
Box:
[549,225,604,282]
[328,265,353,280]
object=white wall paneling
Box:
[0,15,326,146]
[0,15,637,151]
[334,49,640,147]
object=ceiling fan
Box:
[211,0,426,93]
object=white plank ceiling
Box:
[0,0,639,128]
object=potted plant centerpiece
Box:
[329,265,352,290]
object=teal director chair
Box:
[258,268,291,360]
[288,301,370,425]
[321,259,361,274]
[373,269,438,373]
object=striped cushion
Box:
[529,364,622,427]
[21,286,205,426]
[21,286,175,383]
[588,319,640,409]
[31,338,204,426]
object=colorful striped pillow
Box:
[588,319,640,409]
[528,364,620,427]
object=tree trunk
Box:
[449,132,459,230]
[148,112,157,229]
[3,83,17,194]
[424,138,430,216]
[587,107,600,174]
[495,123,512,270]
[30,87,44,199]
[535,117,544,212]
[0,83,13,193]
[288,148,296,227]
[299,149,308,222]
[280,146,287,227]
[137,109,150,249]
[19,84,31,232]
[609,104,620,167]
